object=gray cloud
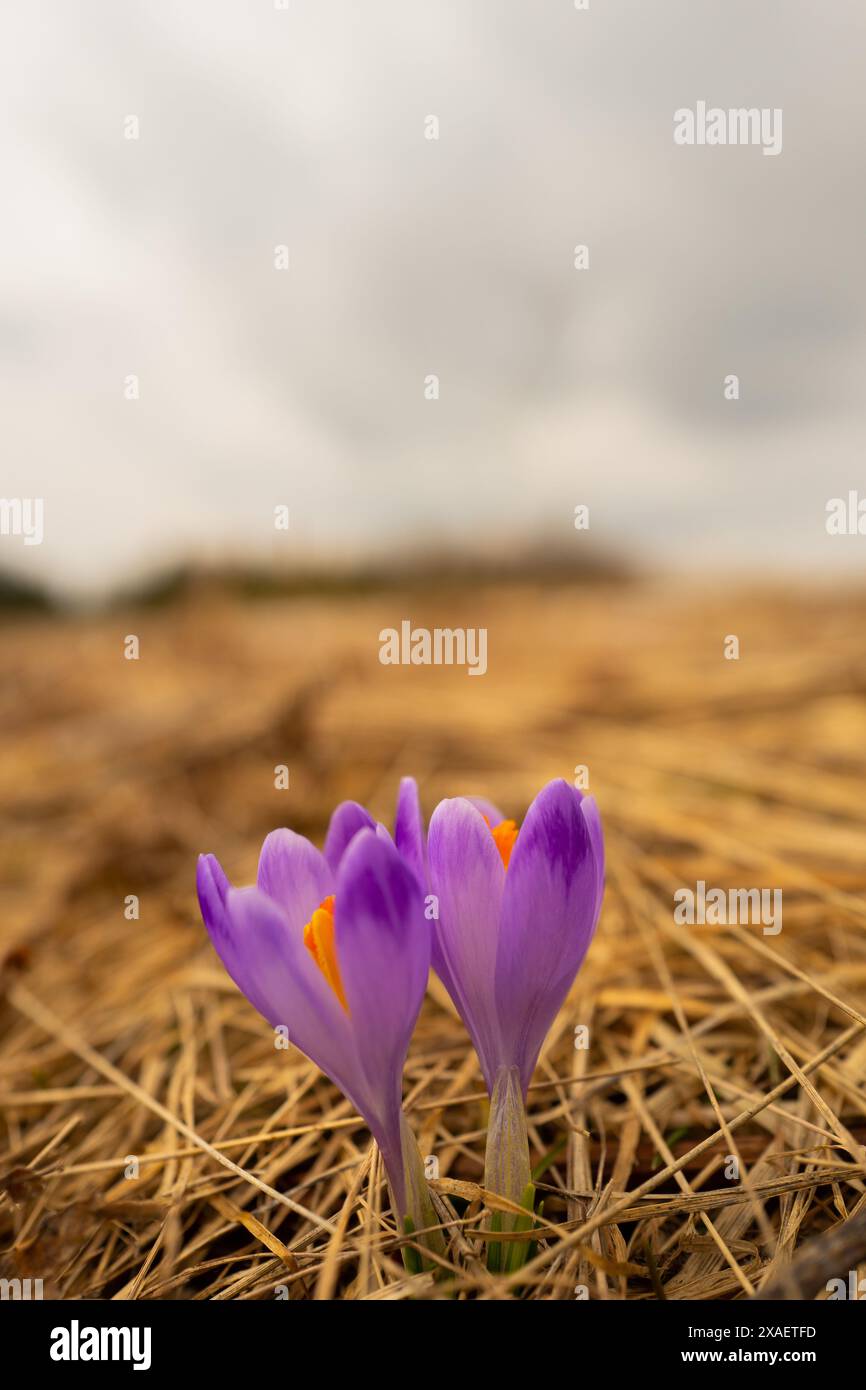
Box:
[2,0,865,596]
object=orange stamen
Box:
[490,819,519,869]
[303,895,348,1011]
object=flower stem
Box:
[391,1113,447,1274]
[484,1065,535,1273]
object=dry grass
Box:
[2,577,866,1299]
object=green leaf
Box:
[531,1136,567,1181]
[401,1216,423,1276]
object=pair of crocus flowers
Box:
[197,778,604,1271]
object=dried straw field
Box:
[2,577,866,1300]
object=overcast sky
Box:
[2,0,865,597]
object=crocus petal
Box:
[495,779,601,1094]
[465,795,506,827]
[394,776,427,886]
[257,829,333,927]
[580,793,606,919]
[198,854,261,1018]
[334,830,430,1205]
[197,852,230,925]
[198,855,285,1028]
[222,885,373,1123]
[428,797,507,1092]
[323,799,376,872]
[335,830,429,1096]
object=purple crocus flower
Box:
[396,776,604,1268]
[397,777,604,1096]
[196,810,442,1264]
